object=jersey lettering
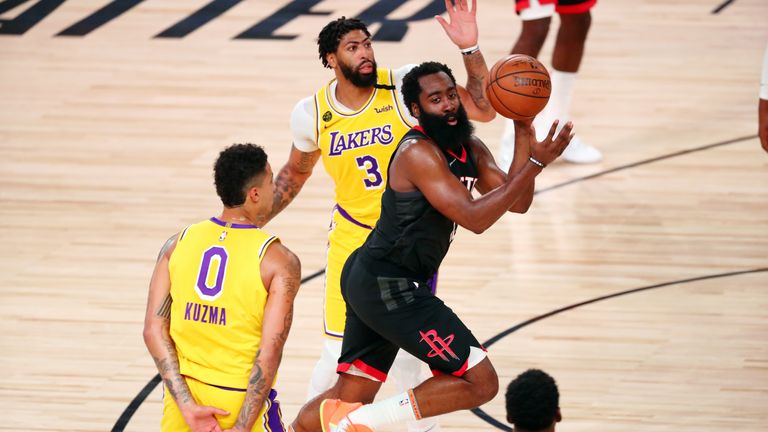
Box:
[328,125,393,156]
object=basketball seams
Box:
[487,54,551,120]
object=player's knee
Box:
[519,18,551,48]
[475,374,499,404]
[560,12,592,38]
[466,362,499,404]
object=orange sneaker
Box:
[319,399,374,432]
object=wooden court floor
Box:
[1,0,766,431]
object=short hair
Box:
[506,369,560,431]
[213,143,268,207]
[400,61,458,117]
[317,17,370,69]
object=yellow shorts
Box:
[161,376,284,432]
[323,208,373,339]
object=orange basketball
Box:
[487,54,551,120]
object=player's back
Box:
[168,217,278,389]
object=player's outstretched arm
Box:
[143,235,228,432]
[435,0,496,122]
[224,242,301,432]
[258,145,320,226]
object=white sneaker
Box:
[561,136,602,164]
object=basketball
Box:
[486,54,551,120]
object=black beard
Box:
[339,60,377,87]
[418,104,474,152]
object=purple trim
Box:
[209,217,259,229]
[208,383,247,392]
[266,389,285,432]
[333,204,373,230]
[426,271,439,295]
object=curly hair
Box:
[317,16,370,68]
[213,143,268,207]
[505,369,560,431]
[400,61,458,117]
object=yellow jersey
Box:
[314,67,415,227]
[169,217,278,389]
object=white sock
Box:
[346,390,420,430]
[533,69,577,140]
[498,69,579,169]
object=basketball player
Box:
[289,62,573,432]
[759,43,768,153]
[143,144,301,432]
[506,369,562,432]
[260,2,495,431]
[498,0,601,167]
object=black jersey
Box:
[361,126,479,280]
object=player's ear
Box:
[247,186,260,204]
[555,407,562,422]
[410,102,421,118]
[326,53,336,69]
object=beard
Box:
[418,104,474,152]
[339,59,378,87]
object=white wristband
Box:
[460,44,480,55]
[528,156,545,168]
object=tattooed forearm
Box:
[463,51,493,111]
[152,332,193,405]
[235,351,269,429]
[155,293,172,319]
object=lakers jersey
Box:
[314,68,414,227]
[169,217,278,389]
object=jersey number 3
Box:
[355,155,383,189]
[195,246,228,301]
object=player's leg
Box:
[337,278,498,430]
[499,0,556,170]
[389,349,441,431]
[545,0,602,163]
[306,213,370,400]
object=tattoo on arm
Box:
[156,234,178,262]
[235,351,269,429]
[263,152,317,223]
[152,330,193,405]
[155,294,172,319]
[463,51,492,111]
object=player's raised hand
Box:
[435,0,479,50]
[529,120,575,166]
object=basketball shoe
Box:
[560,135,602,164]
[320,399,374,432]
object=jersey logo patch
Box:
[374,104,393,114]
[322,110,333,122]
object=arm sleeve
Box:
[761,44,768,100]
[290,97,319,152]
[393,64,419,125]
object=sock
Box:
[346,390,420,430]
[533,69,577,140]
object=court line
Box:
[111,268,325,432]
[113,134,757,430]
[471,267,768,431]
[712,0,737,14]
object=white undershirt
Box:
[290,64,418,153]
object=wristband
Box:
[528,156,545,168]
[460,44,480,55]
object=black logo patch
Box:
[322,111,333,122]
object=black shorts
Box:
[337,250,482,380]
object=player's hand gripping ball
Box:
[487,54,551,120]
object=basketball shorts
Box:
[161,376,284,432]
[516,0,597,20]
[323,206,374,339]
[336,250,483,380]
